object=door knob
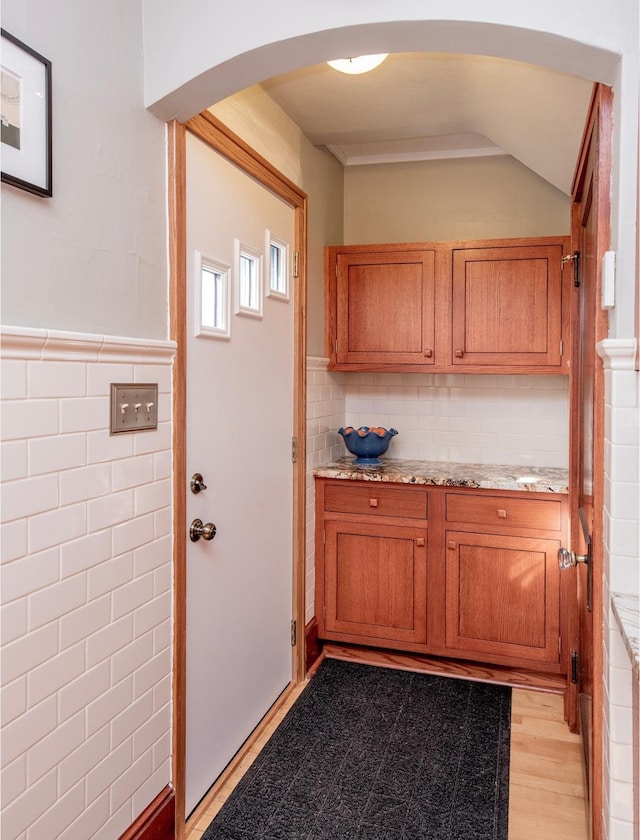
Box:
[190,518,217,542]
[190,473,207,494]
[558,547,589,570]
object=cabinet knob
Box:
[423,348,433,358]
[416,537,425,547]
[369,498,378,508]
[497,509,507,518]
[447,540,457,550]
[454,349,464,358]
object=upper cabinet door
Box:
[335,250,436,366]
[452,243,565,370]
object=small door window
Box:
[195,252,231,340]
[235,240,263,318]
[266,230,289,301]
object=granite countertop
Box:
[611,593,640,679]
[314,457,569,494]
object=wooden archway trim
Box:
[168,114,308,838]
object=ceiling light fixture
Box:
[327,54,388,75]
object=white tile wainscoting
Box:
[608,596,639,840]
[305,359,346,624]
[1,326,176,840]
[598,339,640,840]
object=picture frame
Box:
[1,29,52,197]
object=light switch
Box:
[110,384,158,433]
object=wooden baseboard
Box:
[119,785,175,840]
[305,617,322,673]
[322,643,566,694]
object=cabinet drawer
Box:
[445,493,561,531]
[324,483,428,519]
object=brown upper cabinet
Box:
[333,249,436,367]
[325,237,571,374]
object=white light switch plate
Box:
[110,383,158,433]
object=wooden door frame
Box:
[568,83,612,840]
[168,114,308,838]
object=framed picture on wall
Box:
[1,29,52,197]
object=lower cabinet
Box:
[315,477,567,673]
[324,520,428,646]
[445,530,561,666]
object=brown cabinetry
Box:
[445,530,561,666]
[324,520,428,646]
[334,249,436,367]
[315,477,567,672]
[451,243,564,369]
[325,237,570,374]
[317,481,429,649]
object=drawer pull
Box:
[497,509,507,518]
[369,498,378,508]
[416,537,425,547]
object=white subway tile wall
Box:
[344,372,569,467]
[598,341,640,840]
[603,360,640,840]
[0,327,175,840]
[305,359,346,623]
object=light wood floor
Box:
[508,689,588,840]
[187,682,588,840]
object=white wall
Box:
[142,2,627,119]
[344,156,569,243]
[0,0,168,340]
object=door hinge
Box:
[335,339,338,356]
[290,620,297,646]
[561,250,581,287]
[322,605,326,620]
[560,339,563,358]
[571,649,579,683]
[293,251,299,278]
[291,437,298,463]
[558,636,562,656]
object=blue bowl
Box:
[338,426,398,464]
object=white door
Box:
[185,131,295,816]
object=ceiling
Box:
[262,52,594,196]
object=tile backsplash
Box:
[308,362,569,471]
[343,371,569,468]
